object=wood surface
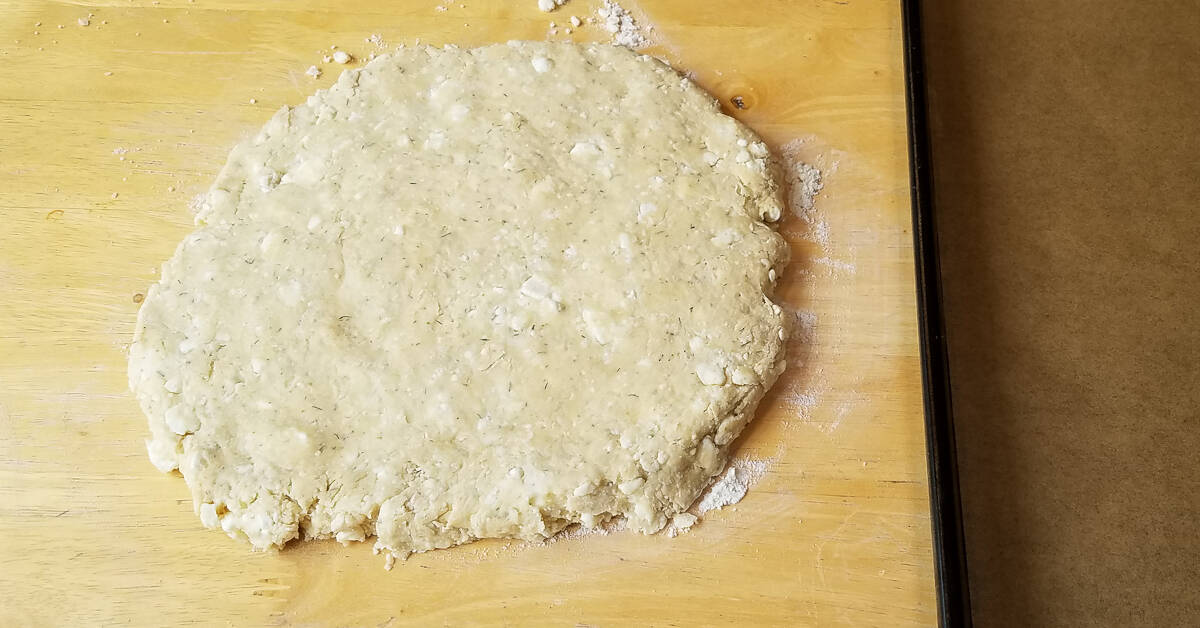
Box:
[0,1,934,625]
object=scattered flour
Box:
[545,455,777,541]
[777,301,827,423]
[771,138,835,424]
[695,456,775,515]
[813,256,856,274]
[188,193,208,217]
[779,138,856,274]
[597,1,651,49]
[305,65,322,79]
[812,218,830,248]
[780,138,825,223]
[696,468,747,513]
[792,309,818,345]
[784,387,823,420]
[537,0,567,12]
[547,515,627,542]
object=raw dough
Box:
[129,42,788,560]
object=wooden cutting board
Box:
[0,1,935,625]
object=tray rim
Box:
[900,1,973,626]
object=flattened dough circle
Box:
[129,42,788,558]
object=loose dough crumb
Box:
[667,512,698,537]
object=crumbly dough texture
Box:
[129,42,788,559]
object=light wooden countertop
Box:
[0,1,934,625]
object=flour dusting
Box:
[781,139,824,215]
[778,301,827,423]
[813,256,856,274]
[780,138,828,249]
[695,456,774,515]
[549,453,778,540]
[550,454,777,540]
[598,1,652,49]
[187,193,208,217]
[792,309,817,344]
[772,138,867,430]
[548,515,627,542]
[783,385,823,422]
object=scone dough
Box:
[129,42,788,559]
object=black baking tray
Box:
[900,1,973,626]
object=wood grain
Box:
[0,1,934,625]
